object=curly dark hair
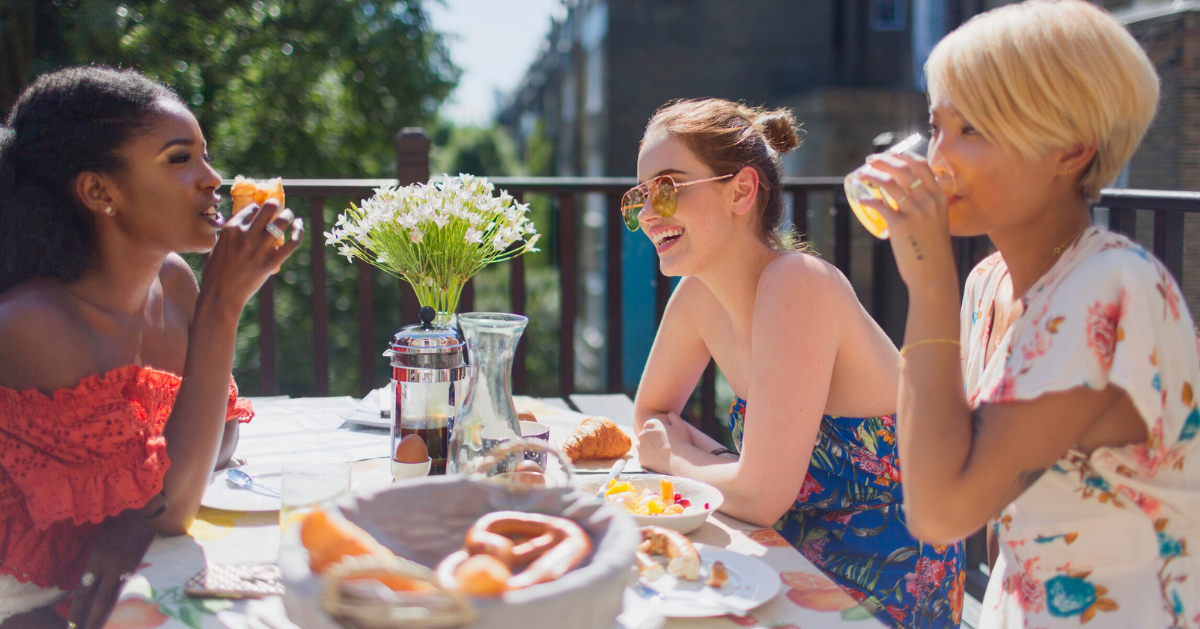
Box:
[0,66,181,295]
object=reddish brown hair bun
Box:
[644,99,803,251]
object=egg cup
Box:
[390,458,432,481]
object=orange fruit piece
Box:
[660,478,674,505]
[300,510,395,574]
[454,554,512,597]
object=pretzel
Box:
[637,525,700,581]
[437,511,592,596]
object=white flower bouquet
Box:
[325,174,540,320]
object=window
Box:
[871,0,907,31]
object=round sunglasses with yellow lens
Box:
[619,173,733,231]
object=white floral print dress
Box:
[962,227,1200,629]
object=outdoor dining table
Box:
[101,395,885,629]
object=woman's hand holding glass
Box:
[200,198,303,310]
[853,151,960,294]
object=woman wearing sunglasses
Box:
[855,2,1198,627]
[631,99,964,628]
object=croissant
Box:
[560,417,631,462]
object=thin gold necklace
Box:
[1033,222,1091,283]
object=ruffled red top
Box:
[0,366,253,589]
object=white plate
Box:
[575,474,723,535]
[622,545,781,618]
[339,386,391,429]
[201,463,283,512]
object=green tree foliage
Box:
[3,0,457,177]
[431,123,520,177]
[2,0,460,397]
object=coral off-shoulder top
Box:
[0,365,253,590]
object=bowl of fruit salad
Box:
[575,474,723,535]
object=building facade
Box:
[498,0,1199,391]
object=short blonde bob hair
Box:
[925,0,1159,201]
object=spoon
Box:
[630,579,748,617]
[596,459,627,498]
[225,468,281,498]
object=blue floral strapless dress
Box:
[728,397,965,628]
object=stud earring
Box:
[104,207,115,216]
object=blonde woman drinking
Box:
[854,1,1199,626]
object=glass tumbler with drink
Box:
[280,462,350,531]
[844,134,956,239]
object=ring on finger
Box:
[909,179,924,190]
[118,572,132,582]
[264,222,286,244]
[81,571,96,587]
[892,192,909,205]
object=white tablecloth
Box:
[102,396,884,629]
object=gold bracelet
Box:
[899,338,961,357]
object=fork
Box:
[630,579,748,618]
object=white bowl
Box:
[575,474,723,535]
[390,457,431,481]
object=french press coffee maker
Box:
[389,306,469,475]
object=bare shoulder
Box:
[664,276,720,324]
[159,253,201,327]
[160,254,200,305]
[758,252,854,305]
[0,281,97,391]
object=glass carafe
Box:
[447,313,529,476]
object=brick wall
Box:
[1122,6,1200,315]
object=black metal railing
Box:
[255,169,1200,436]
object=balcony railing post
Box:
[1154,212,1185,283]
[558,193,578,398]
[1108,208,1138,239]
[834,196,852,275]
[701,360,717,436]
[356,260,376,397]
[510,191,529,393]
[395,128,431,325]
[395,128,431,186]
[310,197,330,396]
[792,190,808,242]
[258,276,276,395]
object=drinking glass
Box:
[844,134,956,239]
[279,462,351,531]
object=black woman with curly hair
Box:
[0,66,302,628]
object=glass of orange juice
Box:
[844,134,955,239]
[279,462,350,532]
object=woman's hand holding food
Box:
[155,196,303,537]
[199,198,303,312]
[855,153,959,295]
[637,412,694,474]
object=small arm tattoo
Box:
[908,236,924,261]
[973,408,1047,519]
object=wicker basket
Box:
[279,474,640,629]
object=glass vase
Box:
[447,313,528,476]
